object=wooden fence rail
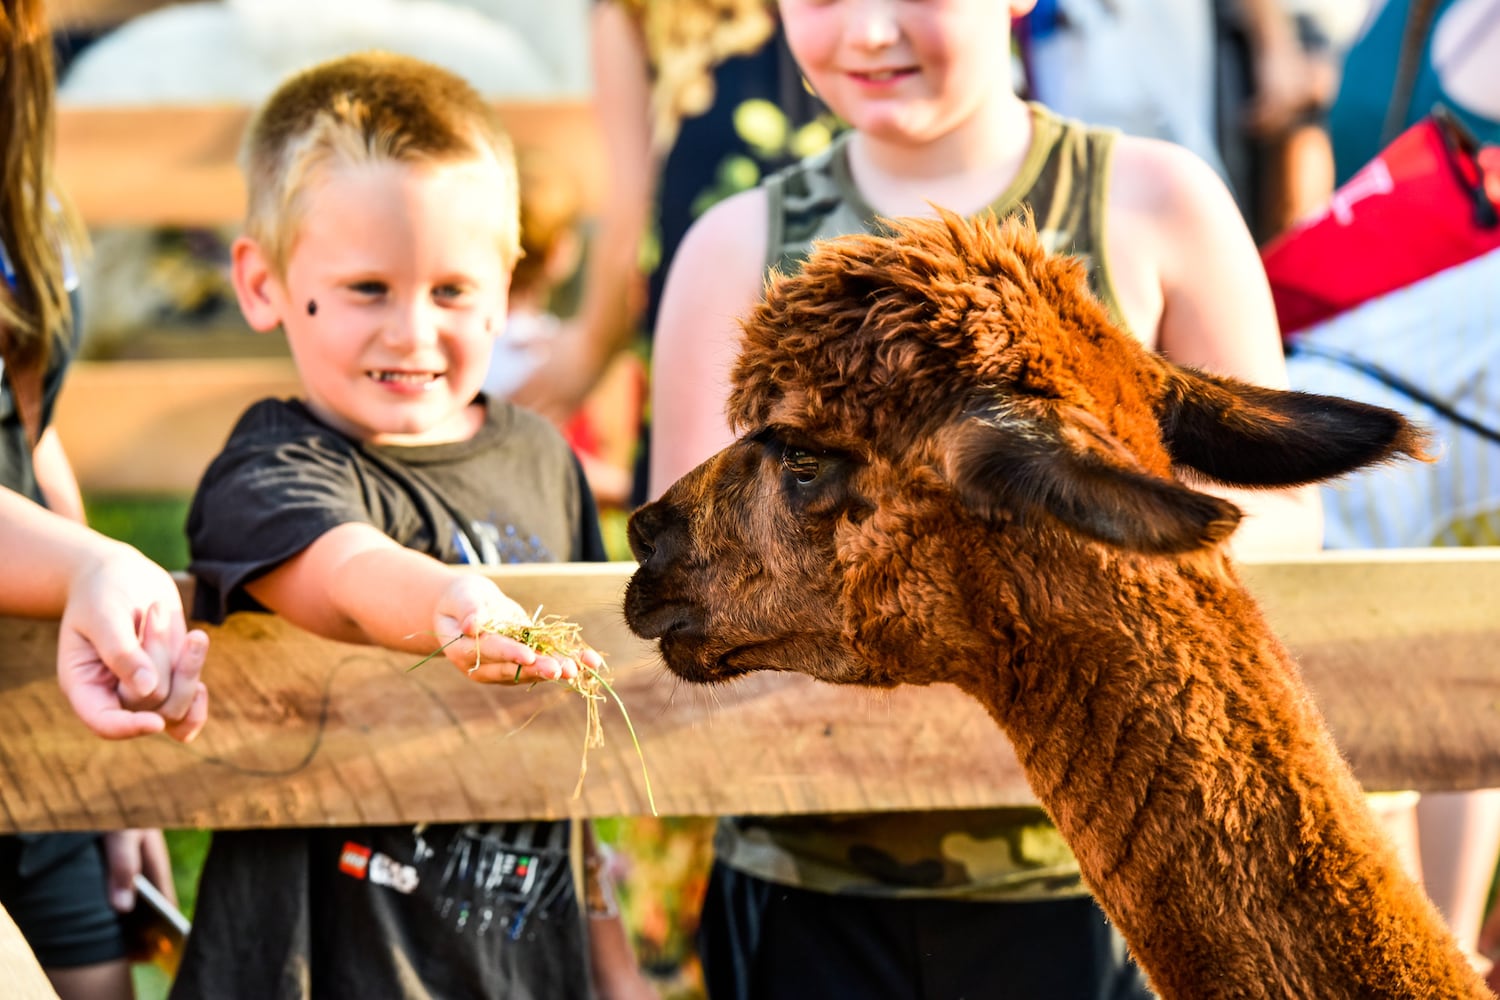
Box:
[55,358,302,496]
[2,552,1498,833]
[56,102,606,227]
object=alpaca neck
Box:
[973,563,1486,1000]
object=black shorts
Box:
[698,861,1155,1000]
[0,834,127,969]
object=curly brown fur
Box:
[625,211,1484,999]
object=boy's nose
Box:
[847,0,900,49]
[381,302,440,351]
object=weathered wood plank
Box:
[55,102,606,227]
[54,358,303,495]
[1240,549,1500,792]
[0,553,1496,832]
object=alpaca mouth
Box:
[622,591,699,642]
[622,570,699,637]
[717,641,776,677]
[654,629,752,684]
[622,591,722,679]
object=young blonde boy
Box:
[174,53,654,999]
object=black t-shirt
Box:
[187,397,606,620]
[174,397,605,1000]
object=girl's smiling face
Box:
[778,0,1021,145]
[236,156,513,446]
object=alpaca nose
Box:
[626,502,665,564]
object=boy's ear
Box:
[231,236,284,333]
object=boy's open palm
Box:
[435,574,602,685]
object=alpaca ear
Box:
[1157,365,1430,487]
[942,408,1243,554]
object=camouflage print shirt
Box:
[766,102,1128,333]
[718,103,1122,901]
[715,809,1087,900]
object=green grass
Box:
[600,504,632,562]
[83,493,192,572]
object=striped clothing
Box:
[1286,248,1500,548]
[765,102,1128,333]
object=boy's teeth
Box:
[373,371,435,383]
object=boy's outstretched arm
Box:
[243,522,601,683]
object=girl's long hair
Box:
[0,0,87,381]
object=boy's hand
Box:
[433,574,604,685]
[125,601,211,742]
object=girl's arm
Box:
[647,187,771,497]
[33,425,85,522]
[1108,138,1324,555]
[0,486,208,741]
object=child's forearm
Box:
[0,485,122,616]
[587,912,657,1000]
[244,523,466,652]
[582,817,658,999]
[320,545,469,652]
[242,523,572,681]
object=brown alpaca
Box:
[623,212,1495,1000]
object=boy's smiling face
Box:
[234,157,513,446]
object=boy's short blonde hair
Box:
[242,51,520,277]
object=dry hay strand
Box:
[410,607,657,815]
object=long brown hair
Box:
[0,0,86,390]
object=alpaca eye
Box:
[783,448,821,484]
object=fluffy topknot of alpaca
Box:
[727,209,1153,455]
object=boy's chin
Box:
[361,402,483,446]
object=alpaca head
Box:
[624,211,1426,693]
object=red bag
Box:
[1261,106,1500,340]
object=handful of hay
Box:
[410,607,657,815]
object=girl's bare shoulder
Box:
[1106,134,1234,229]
